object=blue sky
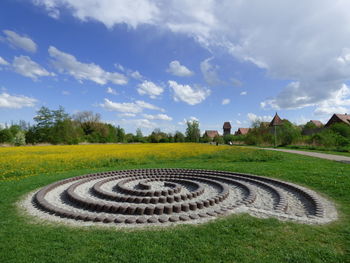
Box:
[1,0,350,134]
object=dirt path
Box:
[257,147,350,163]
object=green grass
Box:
[1,147,350,263]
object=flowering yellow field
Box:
[0,143,228,181]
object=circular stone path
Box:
[21,169,337,228]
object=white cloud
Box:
[48,46,127,85]
[33,0,159,28]
[143,113,172,121]
[200,57,221,86]
[178,116,199,125]
[247,113,273,123]
[0,92,37,109]
[62,90,70,95]
[135,100,165,112]
[231,78,242,87]
[2,30,37,53]
[130,71,143,80]
[240,91,247,96]
[0,56,9,66]
[34,1,350,112]
[167,60,193,77]
[118,113,136,117]
[12,55,54,80]
[119,118,157,129]
[236,120,242,125]
[106,87,117,95]
[314,84,350,116]
[100,99,164,114]
[100,99,142,114]
[137,80,163,99]
[222,98,230,105]
[169,80,210,105]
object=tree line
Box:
[234,119,350,150]
[0,106,202,145]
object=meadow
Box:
[0,143,349,263]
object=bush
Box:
[13,131,26,146]
[310,129,349,147]
[330,123,350,138]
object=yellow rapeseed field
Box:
[0,143,228,181]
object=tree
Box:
[52,105,69,123]
[149,128,163,143]
[34,106,54,128]
[50,119,84,144]
[201,134,211,143]
[116,126,125,142]
[0,129,13,143]
[214,135,224,144]
[185,120,200,142]
[174,131,185,142]
[167,133,174,143]
[73,111,101,135]
[277,120,301,146]
[33,106,70,143]
[134,128,144,142]
[13,130,26,146]
[303,121,317,130]
[223,134,235,144]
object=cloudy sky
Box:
[1,0,350,134]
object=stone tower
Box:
[223,122,231,135]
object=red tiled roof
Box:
[334,114,350,124]
[269,113,283,127]
[310,120,323,127]
[325,113,350,127]
[204,130,219,138]
[235,128,250,135]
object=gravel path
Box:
[250,147,350,163]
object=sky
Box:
[1,0,350,135]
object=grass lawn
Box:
[0,144,349,263]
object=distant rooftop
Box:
[269,113,283,127]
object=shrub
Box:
[13,131,26,146]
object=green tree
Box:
[174,131,185,142]
[50,119,84,144]
[134,128,145,142]
[185,120,200,142]
[277,120,301,146]
[13,130,26,146]
[214,135,224,144]
[0,129,13,143]
[116,126,126,142]
[34,106,54,128]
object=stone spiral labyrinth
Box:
[22,169,337,227]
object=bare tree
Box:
[73,111,102,135]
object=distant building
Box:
[325,114,350,127]
[269,113,283,127]
[307,120,323,128]
[204,130,219,139]
[223,122,231,135]
[234,128,250,135]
